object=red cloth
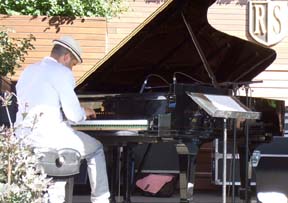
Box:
[136,174,174,194]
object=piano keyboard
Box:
[71,119,149,131]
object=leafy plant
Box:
[0,0,127,18]
[0,28,35,76]
[0,91,51,203]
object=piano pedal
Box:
[187,182,194,202]
[238,186,252,201]
[180,198,190,203]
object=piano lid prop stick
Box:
[181,12,219,88]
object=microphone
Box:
[172,73,177,94]
[173,74,177,86]
[139,78,148,93]
[139,74,170,93]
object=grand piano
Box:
[73,0,285,202]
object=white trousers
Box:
[18,124,110,203]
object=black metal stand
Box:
[231,118,237,203]
[109,146,119,203]
[231,84,239,203]
[244,86,252,203]
[122,145,132,203]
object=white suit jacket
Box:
[15,56,86,148]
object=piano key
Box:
[71,119,149,131]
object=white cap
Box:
[53,36,83,63]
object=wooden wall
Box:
[0,0,165,82]
[106,0,164,52]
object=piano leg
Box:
[109,146,120,203]
[108,145,133,203]
[176,141,200,203]
[122,145,132,203]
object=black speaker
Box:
[254,136,288,195]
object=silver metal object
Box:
[37,148,81,177]
[251,150,261,167]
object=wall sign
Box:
[248,0,288,46]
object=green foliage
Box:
[0,28,35,76]
[0,0,127,17]
[0,129,50,203]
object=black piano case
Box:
[253,136,288,196]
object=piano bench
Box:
[36,148,81,203]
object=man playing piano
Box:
[14,36,110,203]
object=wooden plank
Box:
[24,51,105,59]
[107,33,130,39]
[266,64,288,71]
[249,80,288,88]
[0,19,106,28]
[238,88,288,100]
[272,59,288,64]
[255,71,288,81]
[0,15,105,22]
[8,32,106,41]
[5,26,106,34]
[21,57,100,63]
[107,22,142,28]
[29,39,105,46]
[108,17,151,23]
[27,46,106,52]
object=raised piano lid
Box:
[75,0,276,94]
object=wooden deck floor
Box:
[72,190,259,203]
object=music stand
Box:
[186,92,260,203]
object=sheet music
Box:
[186,92,260,119]
[205,95,247,112]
